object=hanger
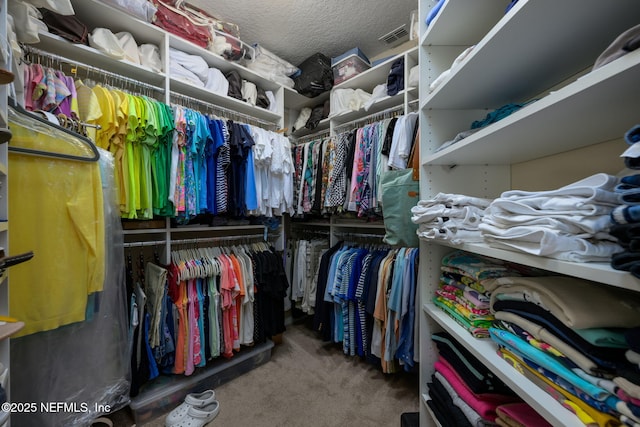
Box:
[8,99,100,162]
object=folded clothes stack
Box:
[427,331,522,426]
[411,193,492,245]
[610,123,640,278]
[432,250,544,339]
[489,275,640,427]
[480,173,623,263]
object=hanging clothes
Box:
[21,64,295,223]
[311,241,419,373]
[128,241,289,394]
[290,114,417,219]
[9,110,105,337]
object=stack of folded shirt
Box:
[489,276,640,426]
[610,123,640,278]
[479,173,623,262]
[433,251,543,338]
[411,193,492,245]
[427,332,521,426]
[613,328,640,427]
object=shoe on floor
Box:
[167,401,219,427]
[165,390,216,426]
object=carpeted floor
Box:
[108,319,419,426]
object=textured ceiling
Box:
[188,0,418,66]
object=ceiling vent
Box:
[378,24,409,45]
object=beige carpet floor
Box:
[108,319,419,426]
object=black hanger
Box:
[7,98,100,162]
[138,250,146,288]
[153,245,161,266]
[125,251,134,297]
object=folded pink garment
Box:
[434,357,520,421]
[496,402,552,427]
[618,388,640,406]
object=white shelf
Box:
[423,48,640,166]
[169,78,281,124]
[71,0,165,43]
[334,47,418,93]
[423,0,640,110]
[422,393,444,427]
[424,303,584,427]
[431,240,640,293]
[71,0,287,95]
[291,118,330,139]
[167,35,282,93]
[283,87,330,112]
[330,90,410,128]
[418,5,640,425]
[420,0,506,47]
[34,32,167,88]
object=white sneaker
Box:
[168,401,220,427]
[165,390,216,427]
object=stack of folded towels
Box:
[411,193,492,245]
[479,173,623,263]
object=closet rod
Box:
[294,129,331,144]
[334,232,385,240]
[23,46,165,95]
[123,233,266,248]
[171,235,266,245]
[333,104,405,133]
[169,91,278,130]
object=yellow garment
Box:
[93,84,116,150]
[111,89,129,214]
[126,95,141,218]
[74,79,102,143]
[498,348,621,427]
[9,118,105,337]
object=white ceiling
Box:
[188,0,418,66]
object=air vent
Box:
[378,24,409,45]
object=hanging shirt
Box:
[110,89,129,214]
[206,117,224,214]
[75,79,103,145]
[196,112,212,213]
[216,120,231,214]
[9,118,105,337]
[93,84,116,151]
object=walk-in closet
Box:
[2,1,640,426]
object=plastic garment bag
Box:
[8,107,130,425]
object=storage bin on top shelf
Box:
[332,47,371,85]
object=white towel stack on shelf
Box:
[411,193,492,245]
[479,173,623,262]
